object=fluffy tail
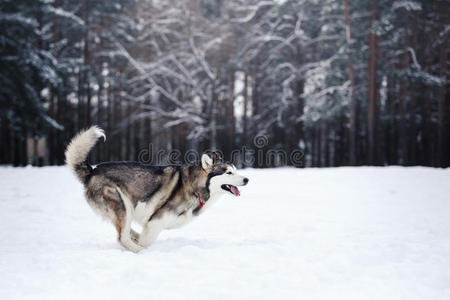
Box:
[65,126,106,183]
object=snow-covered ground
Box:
[0,166,449,300]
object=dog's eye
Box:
[226,171,232,175]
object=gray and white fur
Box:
[65,126,249,253]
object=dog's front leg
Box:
[138,217,166,247]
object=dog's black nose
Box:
[243,177,249,185]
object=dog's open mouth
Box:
[221,184,240,196]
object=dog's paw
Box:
[127,243,144,253]
[120,238,144,253]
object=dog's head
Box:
[201,152,249,197]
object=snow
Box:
[1,166,449,300]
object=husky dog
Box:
[65,126,249,253]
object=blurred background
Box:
[0,0,448,168]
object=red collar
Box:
[195,192,206,208]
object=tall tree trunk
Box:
[32,138,38,166]
[408,11,420,165]
[83,0,91,126]
[13,134,20,166]
[424,3,436,166]
[437,36,447,167]
[228,67,235,157]
[398,8,409,165]
[106,83,113,162]
[344,0,356,165]
[296,79,305,167]
[324,123,330,167]
[48,0,61,165]
[96,3,105,163]
[134,101,141,161]
[210,83,217,150]
[56,77,68,164]
[125,102,131,160]
[21,127,28,166]
[97,75,104,162]
[416,6,426,165]
[0,118,10,164]
[115,87,122,160]
[311,127,317,167]
[243,69,249,147]
[77,65,84,131]
[367,0,377,165]
[48,91,56,165]
[316,126,321,167]
[387,75,397,164]
[143,96,152,161]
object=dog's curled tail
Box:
[65,126,105,183]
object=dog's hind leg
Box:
[115,187,143,253]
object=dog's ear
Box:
[210,151,223,163]
[201,153,213,170]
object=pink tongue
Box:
[230,185,240,196]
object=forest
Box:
[0,0,449,168]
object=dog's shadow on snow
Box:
[144,237,273,253]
